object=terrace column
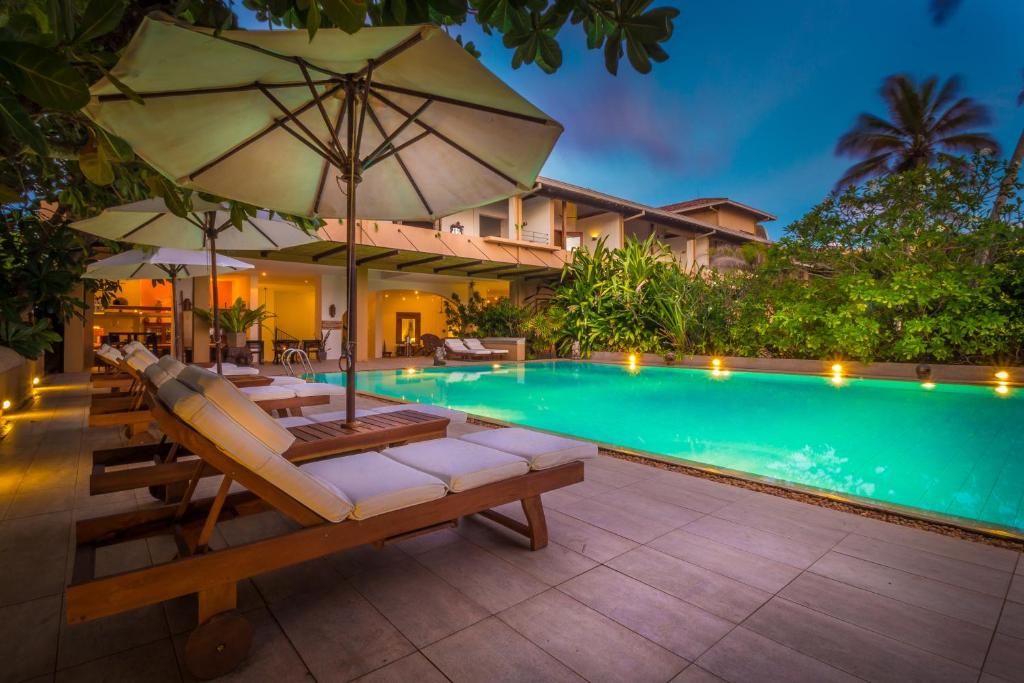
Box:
[355,267,370,362]
[192,276,211,363]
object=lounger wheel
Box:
[184,611,252,680]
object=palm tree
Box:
[990,71,1024,221]
[835,74,999,188]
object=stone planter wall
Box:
[589,351,1017,386]
[0,347,44,413]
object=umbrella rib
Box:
[296,60,347,164]
[364,104,432,215]
[96,80,337,103]
[243,217,280,249]
[360,99,433,171]
[353,31,425,80]
[368,131,430,167]
[121,214,164,239]
[257,85,343,164]
[186,81,345,181]
[370,89,521,188]
[129,263,146,279]
[372,83,555,126]
[313,92,349,215]
[192,27,351,81]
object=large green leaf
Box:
[0,41,89,110]
[79,132,114,185]
[323,0,367,34]
[75,0,126,44]
[0,86,47,156]
[95,126,133,162]
[305,1,321,40]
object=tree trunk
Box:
[990,127,1024,221]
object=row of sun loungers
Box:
[72,346,595,679]
[443,337,510,359]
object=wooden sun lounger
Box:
[67,391,583,679]
[90,406,449,499]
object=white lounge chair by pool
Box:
[463,338,509,356]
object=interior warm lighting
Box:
[830,363,843,373]
[995,384,1009,395]
[32,377,40,386]
[1,400,10,410]
[922,382,935,390]
[260,271,267,276]
[995,370,1009,381]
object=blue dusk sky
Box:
[238,1,1024,238]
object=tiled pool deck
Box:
[0,373,1021,683]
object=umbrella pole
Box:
[207,212,223,375]
[344,82,360,425]
[171,276,179,361]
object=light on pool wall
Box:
[994,370,1011,396]
[829,362,843,386]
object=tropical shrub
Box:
[194,297,274,334]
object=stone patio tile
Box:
[683,514,833,569]
[669,665,728,683]
[251,557,343,605]
[647,469,752,502]
[58,601,169,669]
[55,638,180,683]
[490,500,638,563]
[711,500,851,548]
[588,455,661,480]
[271,581,415,681]
[606,546,771,623]
[0,594,60,683]
[648,528,802,593]
[161,580,264,636]
[779,572,992,668]
[559,566,733,661]
[327,543,410,578]
[172,607,309,683]
[557,496,686,543]
[1008,573,1024,604]
[20,462,77,491]
[983,633,1024,682]
[499,589,687,683]
[853,516,1019,572]
[582,462,650,489]
[622,478,734,514]
[834,534,1011,597]
[5,485,76,519]
[423,616,582,683]
[537,487,584,512]
[696,627,859,683]
[0,510,70,557]
[216,511,296,547]
[456,516,598,585]
[997,600,1024,640]
[354,653,448,683]
[0,532,67,607]
[350,559,489,647]
[728,492,862,533]
[394,527,462,555]
[809,551,1004,629]
[745,598,978,683]
[417,538,548,613]
[559,478,615,500]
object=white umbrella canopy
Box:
[72,198,318,372]
[83,18,563,220]
[84,16,562,422]
[82,248,254,361]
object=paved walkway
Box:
[0,374,1020,682]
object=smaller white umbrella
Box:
[82,247,254,360]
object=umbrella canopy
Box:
[73,198,318,372]
[84,16,562,422]
[84,18,563,220]
[82,248,254,361]
[82,247,253,280]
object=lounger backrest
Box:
[143,363,174,389]
[157,379,353,522]
[96,347,121,363]
[157,355,186,377]
[445,338,469,351]
[123,348,156,374]
[177,365,295,454]
[463,338,486,350]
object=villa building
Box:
[69,178,774,370]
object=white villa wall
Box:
[578,212,622,249]
[521,196,552,243]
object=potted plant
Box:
[194,297,274,349]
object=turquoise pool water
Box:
[316,362,1024,534]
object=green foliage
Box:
[193,297,275,333]
[0,207,120,359]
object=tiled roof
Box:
[660,198,777,221]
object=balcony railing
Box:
[517,229,550,245]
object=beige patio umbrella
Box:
[82,247,254,361]
[73,198,318,372]
[83,16,563,423]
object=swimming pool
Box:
[316,361,1024,536]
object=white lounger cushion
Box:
[301,452,447,520]
[124,348,156,374]
[445,339,488,355]
[158,378,352,522]
[125,343,159,366]
[462,339,508,355]
[218,363,261,376]
[240,385,297,401]
[177,366,296,454]
[270,376,305,385]
[458,428,598,470]
[143,363,174,388]
[382,438,528,492]
[289,382,345,397]
[363,403,467,423]
[158,355,186,377]
[96,347,121,363]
